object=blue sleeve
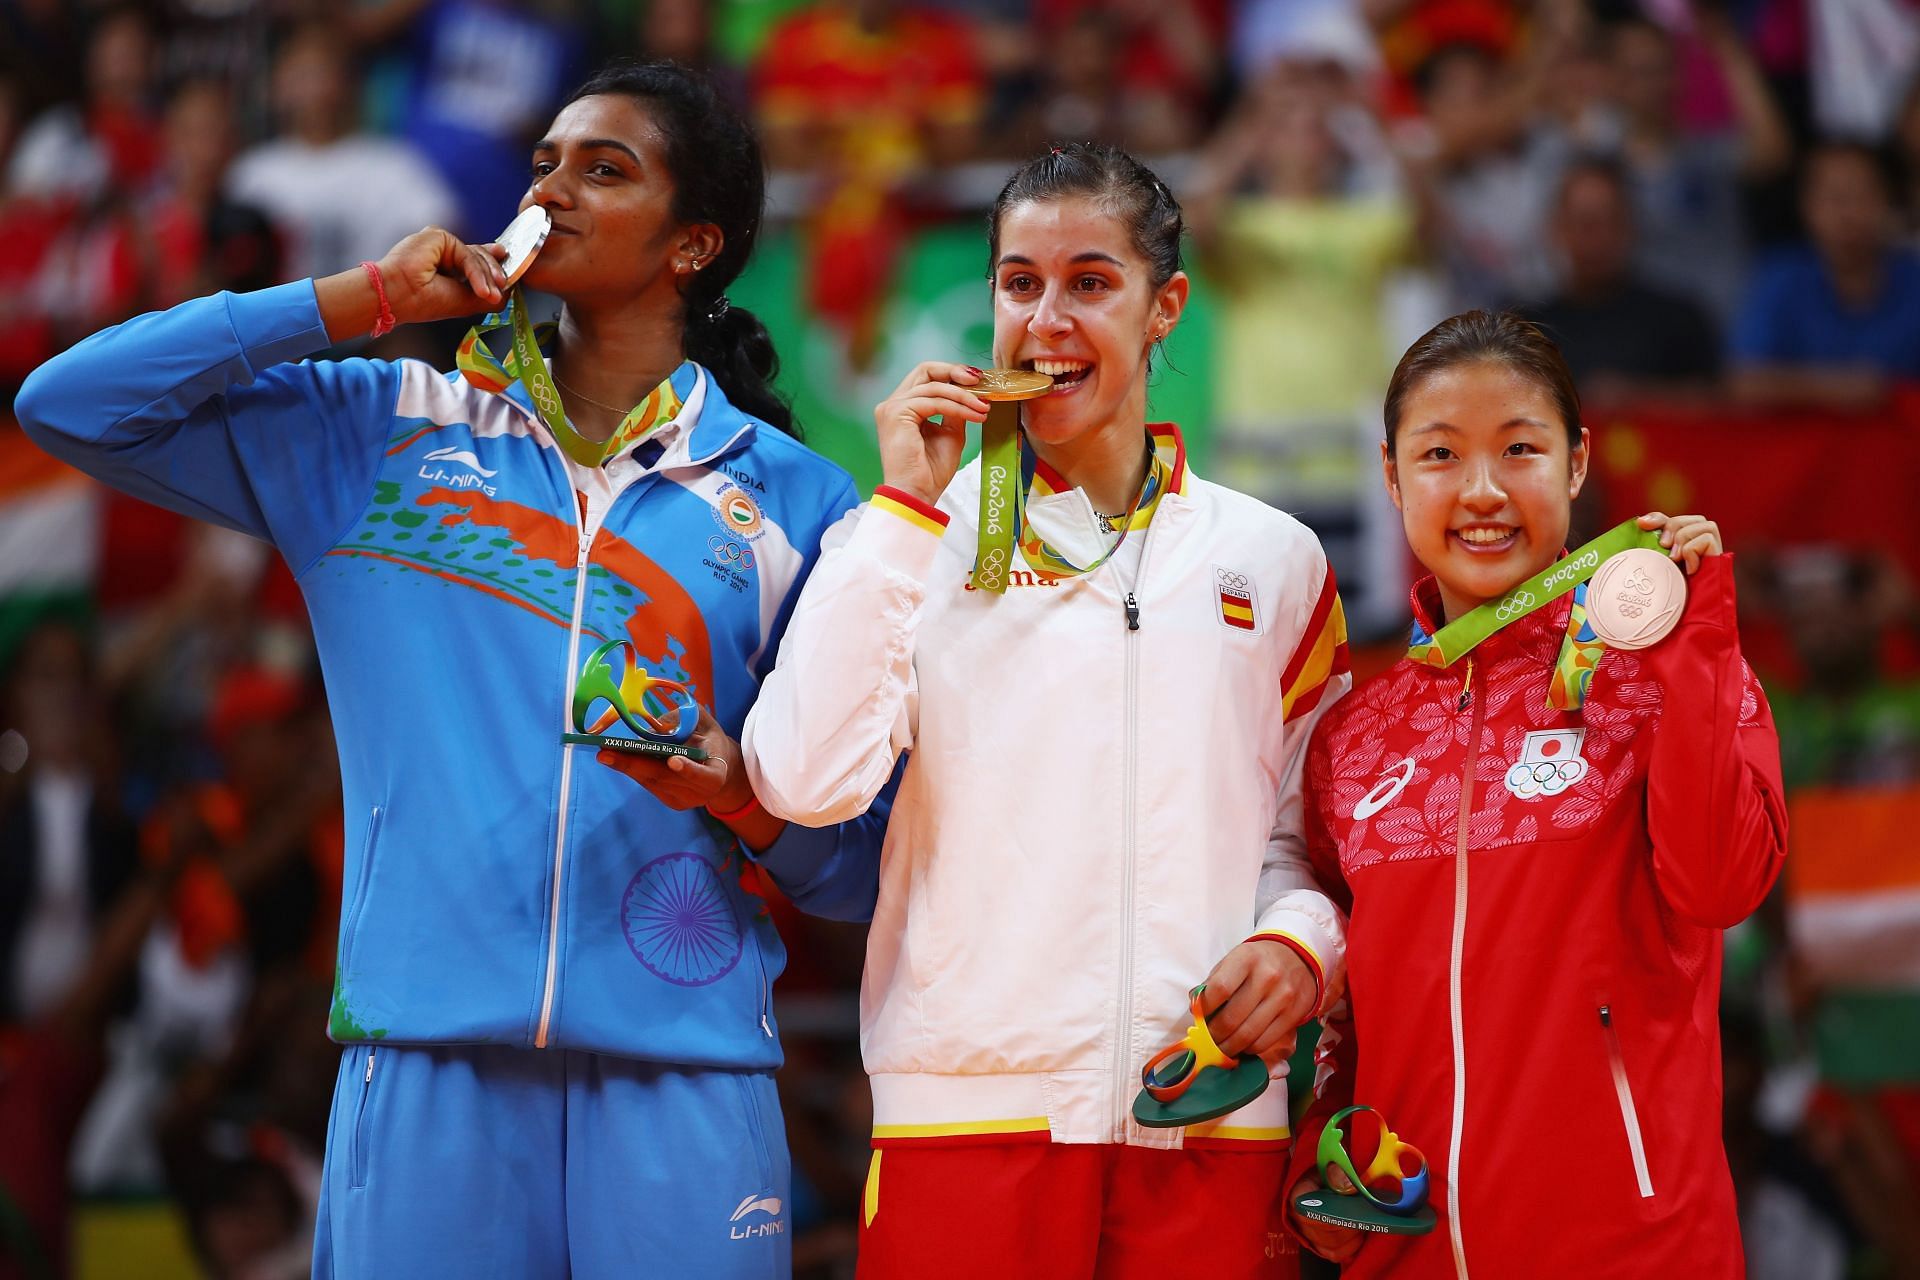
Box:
[747,471,892,922]
[15,281,402,575]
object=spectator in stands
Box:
[1894,74,1920,244]
[1033,0,1226,153]
[226,25,457,282]
[753,0,984,367]
[1600,11,1792,325]
[5,6,163,202]
[1520,156,1721,397]
[344,0,584,240]
[1731,141,1920,407]
[0,619,137,1026]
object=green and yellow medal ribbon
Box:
[972,406,1172,594]
[1405,519,1668,711]
[455,288,684,467]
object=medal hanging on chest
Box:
[1407,520,1689,711]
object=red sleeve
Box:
[1639,554,1788,927]
[1284,725,1361,1250]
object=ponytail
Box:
[683,302,794,435]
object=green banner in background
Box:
[730,224,1219,492]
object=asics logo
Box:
[1353,758,1416,820]
[422,447,498,477]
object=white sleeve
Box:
[1250,556,1354,1014]
[743,493,952,826]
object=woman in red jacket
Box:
[1286,311,1786,1277]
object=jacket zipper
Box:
[1599,1004,1656,1198]
[1446,661,1480,1279]
[535,491,598,1048]
[1112,517,1158,1137]
[350,1047,377,1188]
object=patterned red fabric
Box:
[1285,556,1786,1277]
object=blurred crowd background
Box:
[2,0,1919,1277]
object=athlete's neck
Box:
[550,295,686,442]
[1027,415,1151,517]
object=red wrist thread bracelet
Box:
[360,260,396,338]
[706,792,762,823]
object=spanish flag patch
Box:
[1215,566,1259,632]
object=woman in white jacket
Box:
[744,144,1352,1279]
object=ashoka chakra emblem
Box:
[621,853,744,986]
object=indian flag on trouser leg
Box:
[1787,785,1920,1082]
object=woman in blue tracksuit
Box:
[17,62,886,1278]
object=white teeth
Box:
[1031,359,1090,377]
[1457,528,1514,545]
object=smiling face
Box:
[518,93,717,305]
[990,195,1186,452]
[1385,360,1589,623]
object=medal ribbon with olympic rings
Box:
[456,290,687,468]
[1316,1105,1431,1215]
[1404,519,1667,711]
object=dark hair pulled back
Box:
[1383,311,1582,455]
[986,142,1185,289]
[564,61,796,437]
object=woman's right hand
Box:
[1288,1167,1367,1263]
[375,226,509,325]
[873,361,990,506]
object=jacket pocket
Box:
[349,1046,380,1190]
[1598,1003,1655,1198]
[337,805,383,976]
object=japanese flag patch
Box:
[1504,728,1590,799]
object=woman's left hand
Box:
[1198,940,1320,1067]
[1637,511,1723,575]
[597,701,752,812]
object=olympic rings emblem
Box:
[708,535,756,569]
[1495,589,1537,621]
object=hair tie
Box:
[707,295,731,324]
[1050,146,1064,155]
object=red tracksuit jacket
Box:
[1287,556,1786,1278]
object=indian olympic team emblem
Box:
[1504,729,1590,800]
[711,481,767,542]
[1353,758,1417,820]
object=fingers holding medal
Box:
[375,226,511,323]
[1636,511,1723,574]
[875,363,1045,506]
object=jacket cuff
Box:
[746,814,837,886]
[1247,930,1328,1018]
[226,281,336,372]
[848,487,949,587]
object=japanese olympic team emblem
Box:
[712,481,766,542]
[1353,757,1417,820]
[1504,729,1590,799]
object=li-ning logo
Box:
[728,1194,785,1241]
[1504,729,1589,799]
[1353,758,1416,820]
[1541,549,1600,596]
[418,446,498,495]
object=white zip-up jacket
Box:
[744,427,1351,1149]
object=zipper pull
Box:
[1124,593,1140,631]
[365,1047,377,1083]
[1598,1004,1612,1028]
[1457,658,1475,712]
[762,1015,773,1038]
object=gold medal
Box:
[495,206,551,289]
[972,369,1054,401]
